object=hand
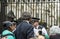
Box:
[38,35,45,39]
[1,36,7,39]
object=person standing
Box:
[31,17,49,39]
[1,21,16,39]
[14,12,34,39]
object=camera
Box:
[38,29,42,35]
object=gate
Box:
[0,0,60,29]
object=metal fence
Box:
[1,0,60,27]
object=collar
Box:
[34,25,39,29]
[36,25,40,29]
[12,28,16,32]
[23,20,29,24]
[26,21,29,24]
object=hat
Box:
[32,17,40,20]
[31,17,40,23]
[3,21,12,27]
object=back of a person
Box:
[14,12,34,39]
[15,21,34,39]
[16,21,29,39]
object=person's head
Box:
[21,12,32,22]
[3,21,16,31]
[33,21,39,27]
[16,17,23,25]
[7,10,16,22]
[9,22,16,31]
[31,17,40,27]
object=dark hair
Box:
[16,17,23,25]
[21,12,32,20]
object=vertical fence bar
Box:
[26,1,29,12]
[59,2,60,26]
[11,0,12,11]
[23,0,24,12]
[38,2,39,18]
[57,2,58,25]
[18,0,19,18]
[46,2,47,28]
[36,3,37,17]
[51,2,52,26]
[21,0,22,16]
[54,2,55,25]
[58,2,59,26]
[27,1,28,12]
[41,2,42,22]
[33,1,34,17]
[16,1,17,19]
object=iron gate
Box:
[0,0,60,28]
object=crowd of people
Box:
[0,12,60,39]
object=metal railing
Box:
[1,0,60,27]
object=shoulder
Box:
[22,21,33,28]
[22,22,33,30]
[2,30,13,36]
[17,21,33,31]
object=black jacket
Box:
[14,21,34,39]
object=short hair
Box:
[21,12,32,20]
